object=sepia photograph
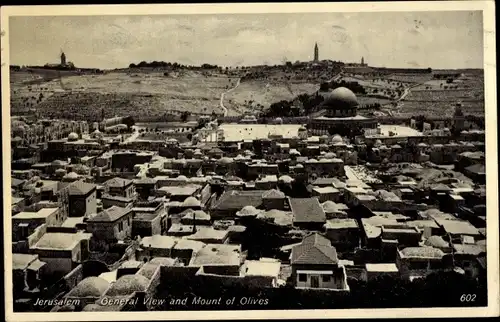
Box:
[2,2,498,321]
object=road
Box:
[122,126,140,144]
[220,78,241,117]
[344,166,361,181]
[328,71,344,83]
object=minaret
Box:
[314,43,319,62]
[361,57,365,66]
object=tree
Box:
[122,116,135,130]
[180,111,190,122]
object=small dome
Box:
[182,196,201,208]
[323,87,359,109]
[52,160,65,166]
[55,168,67,175]
[263,189,286,199]
[176,175,188,181]
[278,175,294,183]
[236,205,261,217]
[82,304,109,311]
[322,201,338,213]
[332,135,343,144]
[64,172,79,179]
[298,126,307,131]
[424,236,449,249]
[106,275,150,296]
[182,210,210,220]
[68,277,110,298]
[218,157,234,164]
[68,132,79,141]
[324,152,337,159]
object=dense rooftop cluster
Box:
[9,60,488,312]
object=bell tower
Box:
[60,49,66,66]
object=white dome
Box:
[68,132,79,141]
[64,172,79,179]
[332,135,343,144]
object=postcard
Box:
[2,1,498,321]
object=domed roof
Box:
[182,196,201,208]
[332,135,343,144]
[323,87,358,109]
[68,277,110,298]
[52,160,65,166]
[262,189,286,199]
[106,274,150,296]
[68,132,79,141]
[424,236,449,249]
[176,175,188,181]
[322,200,339,213]
[236,205,261,217]
[218,157,234,164]
[82,304,110,311]
[278,175,294,183]
[55,168,67,174]
[182,209,210,220]
[64,172,79,180]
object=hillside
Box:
[10,66,485,121]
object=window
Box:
[322,275,331,282]
[118,221,124,231]
[298,274,307,282]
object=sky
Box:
[8,11,484,69]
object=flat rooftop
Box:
[367,125,423,138]
[366,263,399,273]
[216,124,303,142]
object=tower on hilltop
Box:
[60,50,66,66]
[361,57,365,66]
[314,43,319,62]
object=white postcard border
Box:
[2,1,498,321]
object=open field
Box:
[393,101,484,118]
[223,80,319,116]
[395,72,484,117]
[10,68,485,120]
[10,70,237,120]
